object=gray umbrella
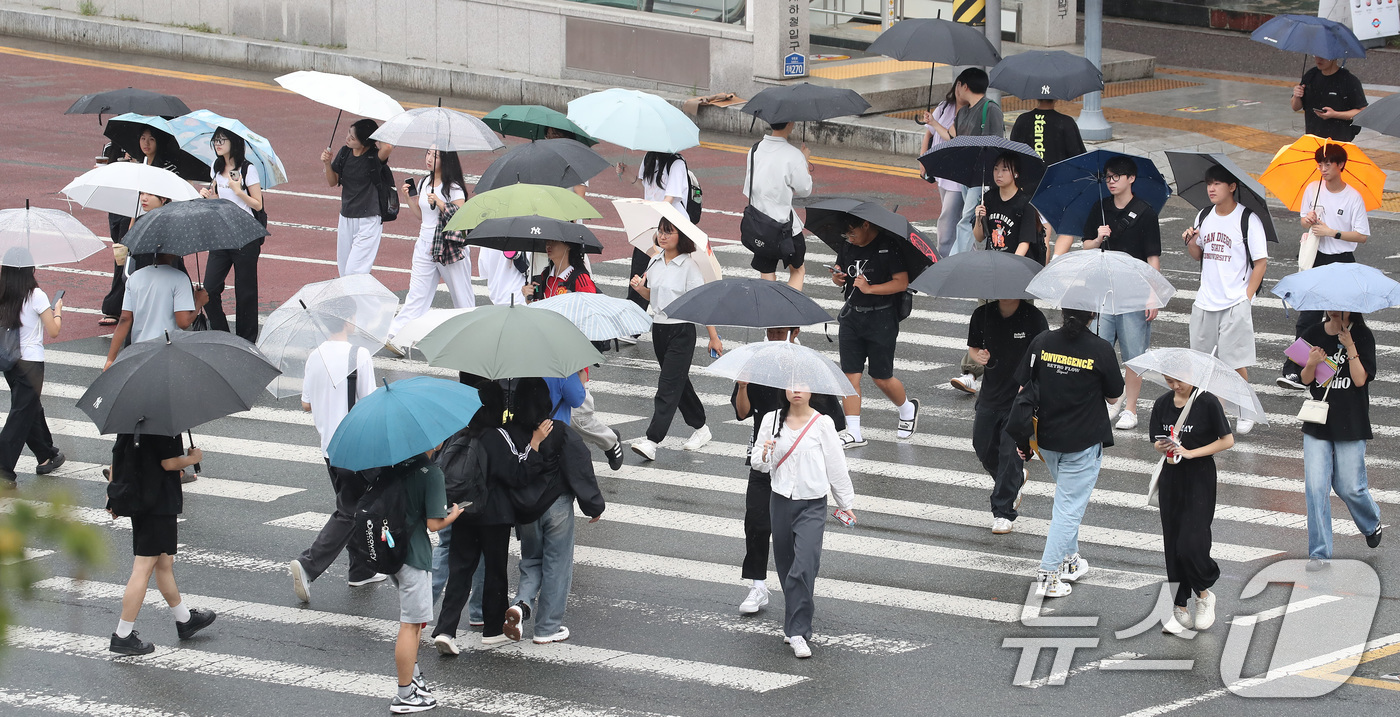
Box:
[867,18,1002,109]
[1353,94,1400,139]
[1165,151,1279,242]
[663,278,833,328]
[740,84,871,125]
[121,198,269,256]
[909,249,1043,300]
[989,51,1104,101]
[474,139,609,192]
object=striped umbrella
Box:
[531,292,652,342]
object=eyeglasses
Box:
[657,226,679,236]
[1105,173,1127,183]
[212,137,230,145]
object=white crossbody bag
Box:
[1298,380,1332,424]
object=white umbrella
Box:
[390,307,474,351]
[275,70,405,149]
[1027,249,1176,313]
[61,162,201,217]
[370,107,504,152]
[612,198,722,283]
[532,292,652,341]
[705,341,857,396]
[256,275,400,398]
[1126,347,1267,424]
[0,203,108,266]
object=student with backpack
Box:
[322,119,395,277]
[951,68,1004,256]
[198,127,265,342]
[741,122,813,291]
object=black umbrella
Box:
[1165,151,1279,243]
[918,135,1046,190]
[909,249,1043,300]
[740,83,871,125]
[804,198,936,281]
[121,198,269,257]
[64,88,191,123]
[989,51,1104,101]
[663,278,832,328]
[474,139,610,193]
[102,118,210,182]
[866,18,1003,109]
[1354,94,1400,139]
[465,215,604,254]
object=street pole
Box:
[1078,0,1113,140]
[985,0,1002,102]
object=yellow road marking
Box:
[1296,640,1400,692]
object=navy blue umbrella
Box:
[1251,14,1365,70]
[1030,150,1170,237]
[917,136,1045,191]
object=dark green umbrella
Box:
[443,183,600,232]
[466,215,604,254]
[417,303,604,379]
[482,105,598,146]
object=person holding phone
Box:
[751,388,855,659]
[386,148,472,345]
[0,263,65,490]
[199,128,264,342]
[1291,56,1367,142]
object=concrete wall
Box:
[7,0,346,45]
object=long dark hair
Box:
[432,150,467,200]
[642,151,682,190]
[211,128,248,177]
[0,266,39,329]
[1061,309,1095,339]
[139,127,170,166]
[351,119,379,155]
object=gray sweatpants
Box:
[770,493,828,641]
[572,387,619,451]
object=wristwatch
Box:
[1334,231,1343,240]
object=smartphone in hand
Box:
[53,290,66,303]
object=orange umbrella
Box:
[1259,134,1386,212]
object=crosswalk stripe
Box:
[34,577,807,694]
[14,448,303,503]
[5,626,682,717]
[0,497,148,530]
[0,687,194,717]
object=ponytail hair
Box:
[1061,309,1095,339]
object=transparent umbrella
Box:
[1027,249,1176,313]
[391,307,474,351]
[256,275,399,398]
[370,107,504,152]
[0,203,107,266]
[705,341,857,396]
[1126,347,1267,423]
[531,292,652,342]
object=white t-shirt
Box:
[478,248,526,306]
[301,341,376,457]
[639,158,689,215]
[212,163,261,215]
[1194,203,1269,311]
[122,264,196,343]
[418,180,467,231]
[1300,181,1369,255]
[16,288,50,362]
[646,251,704,324]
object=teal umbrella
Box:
[566,89,699,153]
[482,105,598,146]
[327,377,481,471]
[417,303,604,379]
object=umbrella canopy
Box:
[482,105,598,146]
[0,203,108,267]
[1250,14,1365,61]
[390,307,474,351]
[740,84,871,125]
[326,377,482,472]
[465,215,604,254]
[909,249,1042,300]
[103,113,210,181]
[566,89,699,153]
[1258,135,1385,212]
[1353,94,1400,139]
[77,330,281,436]
[274,70,405,121]
[989,51,1103,101]
[1031,150,1170,237]
[169,110,289,189]
[1166,151,1278,242]
[611,198,723,283]
[705,341,856,396]
[256,274,401,399]
[443,183,601,233]
[417,303,605,379]
[121,198,269,256]
[1270,263,1400,313]
[1028,249,1176,313]
[1126,348,1267,424]
[65,88,190,121]
[662,278,832,328]
[918,135,1046,191]
[531,292,653,342]
[474,139,610,192]
[61,162,201,217]
[866,18,1002,109]
[370,107,504,152]
[802,198,936,281]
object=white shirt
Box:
[639,159,688,215]
[751,412,855,509]
[16,288,50,362]
[1194,203,1268,311]
[924,101,963,193]
[742,135,812,235]
[418,180,466,231]
[645,251,704,324]
[301,341,376,457]
[478,248,526,306]
[212,163,261,215]
[1300,180,1369,255]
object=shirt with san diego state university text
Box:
[1193,204,1268,311]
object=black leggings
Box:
[1158,465,1221,606]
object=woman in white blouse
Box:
[752,388,856,659]
[388,148,473,345]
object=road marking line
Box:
[1229,594,1343,626]
[0,687,196,717]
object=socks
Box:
[413,663,422,680]
[898,400,916,421]
[170,601,191,624]
[116,619,135,638]
[397,683,415,699]
[753,579,766,590]
[846,416,861,441]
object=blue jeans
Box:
[1094,311,1152,364]
[1303,435,1382,559]
[431,525,484,622]
[1039,444,1103,572]
[954,184,984,256]
[514,492,577,638]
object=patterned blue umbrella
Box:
[327,377,482,471]
[1030,150,1170,237]
[531,291,652,341]
[169,109,289,188]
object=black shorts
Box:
[838,305,899,380]
[748,233,807,273]
[131,514,178,557]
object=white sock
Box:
[116,619,135,638]
[752,579,766,590]
[170,601,191,624]
[898,400,916,421]
[846,416,861,440]
[413,663,422,680]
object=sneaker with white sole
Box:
[788,635,812,658]
[480,634,510,646]
[1114,410,1138,430]
[1235,418,1254,435]
[289,559,311,603]
[1035,570,1072,598]
[951,374,979,394]
[838,431,867,449]
[533,626,570,644]
[1059,554,1089,583]
[991,517,1013,535]
[389,685,437,714]
[1276,373,1307,390]
[1014,467,1029,512]
[1193,589,1217,630]
[1106,400,1124,424]
[433,634,459,656]
[1162,607,1195,636]
[739,584,770,614]
[503,604,524,641]
[681,425,712,451]
[896,398,920,439]
[604,441,625,471]
[630,439,657,461]
[348,573,388,587]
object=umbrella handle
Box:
[188,429,200,474]
[328,109,343,152]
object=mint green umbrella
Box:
[443,183,601,232]
[416,303,604,379]
[482,105,598,146]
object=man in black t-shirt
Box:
[1292,57,1367,141]
[1010,100,1087,167]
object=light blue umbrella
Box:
[169,109,289,188]
[327,376,482,471]
[1270,263,1400,313]
[531,291,652,341]
[566,89,699,153]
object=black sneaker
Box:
[110,631,155,656]
[605,441,625,471]
[389,684,438,713]
[1276,374,1307,390]
[1367,528,1383,549]
[35,451,65,475]
[176,608,217,640]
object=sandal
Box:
[896,398,920,439]
[98,316,119,326]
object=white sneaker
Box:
[289,560,310,603]
[1014,467,1029,511]
[480,634,511,646]
[1235,418,1254,435]
[1193,589,1217,630]
[991,517,1012,534]
[1059,553,1089,583]
[630,439,657,461]
[739,584,770,614]
[788,635,812,658]
[1035,570,1072,598]
[838,431,867,449]
[1114,410,1138,430]
[533,626,570,644]
[348,573,388,587]
[682,425,712,451]
[1106,400,1123,423]
[433,634,460,655]
[1162,607,1194,636]
[951,373,979,394]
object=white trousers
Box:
[387,227,476,337]
[337,214,382,276]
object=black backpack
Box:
[0,326,21,372]
[684,160,703,225]
[376,161,399,223]
[436,429,488,517]
[347,465,411,575]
